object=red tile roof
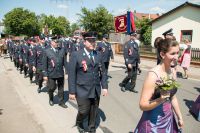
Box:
[134,13,160,20]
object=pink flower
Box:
[51,59,55,67]
[128,48,132,55]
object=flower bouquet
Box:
[155,77,180,100]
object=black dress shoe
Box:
[121,87,126,92]
[49,100,54,106]
[59,103,68,108]
[138,69,142,74]
[119,82,124,87]
[130,89,138,93]
[77,125,85,133]
[37,87,41,93]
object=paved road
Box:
[0,56,199,133]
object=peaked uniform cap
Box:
[103,34,109,39]
[162,28,173,36]
[82,31,97,39]
[129,31,137,36]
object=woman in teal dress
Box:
[134,38,184,133]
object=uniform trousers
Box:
[36,69,43,88]
[28,65,34,81]
[121,64,138,89]
[19,60,23,72]
[104,62,109,74]
[47,77,64,104]
[76,96,99,132]
[14,58,19,68]
[23,65,28,76]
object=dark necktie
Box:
[89,52,94,65]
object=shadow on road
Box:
[183,99,199,120]
[183,99,194,110]
[0,109,3,115]
[111,65,126,69]
[194,87,200,93]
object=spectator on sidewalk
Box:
[179,39,191,79]
[0,39,4,57]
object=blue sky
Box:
[0,0,200,23]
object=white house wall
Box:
[152,6,200,48]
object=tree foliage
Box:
[3,8,40,36]
[37,15,70,36]
[78,6,114,38]
[70,23,80,35]
[135,18,152,45]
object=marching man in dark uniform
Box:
[154,28,174,65]
[162,28,174,39]
[13,40,20,70]
[35,36,46,93]
[96,34,114,78]
[119,31,140,93]
[21,39,29,77]
[68,31,108,133]
[7,38,14,61]
[42,36,68,108]
[27,38,37,83]
[70,36,84,54]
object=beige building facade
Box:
[151,2,200,48]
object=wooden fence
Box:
[114,43,200,62]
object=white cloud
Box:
[57,4,68,9]
[150,6,165,13]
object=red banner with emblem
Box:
[114,14,127,33]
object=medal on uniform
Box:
[51,59,55,67]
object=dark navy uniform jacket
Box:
[123,40,140,66]
[27,45,36,66]
[19,43,28,63]
[35,44,45,70]
[7,40,14,55]
[68,49,108,98]
[42,46,67,79]
[96,41,114,62]
[71,42,84,54]
[13,44,20,60]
